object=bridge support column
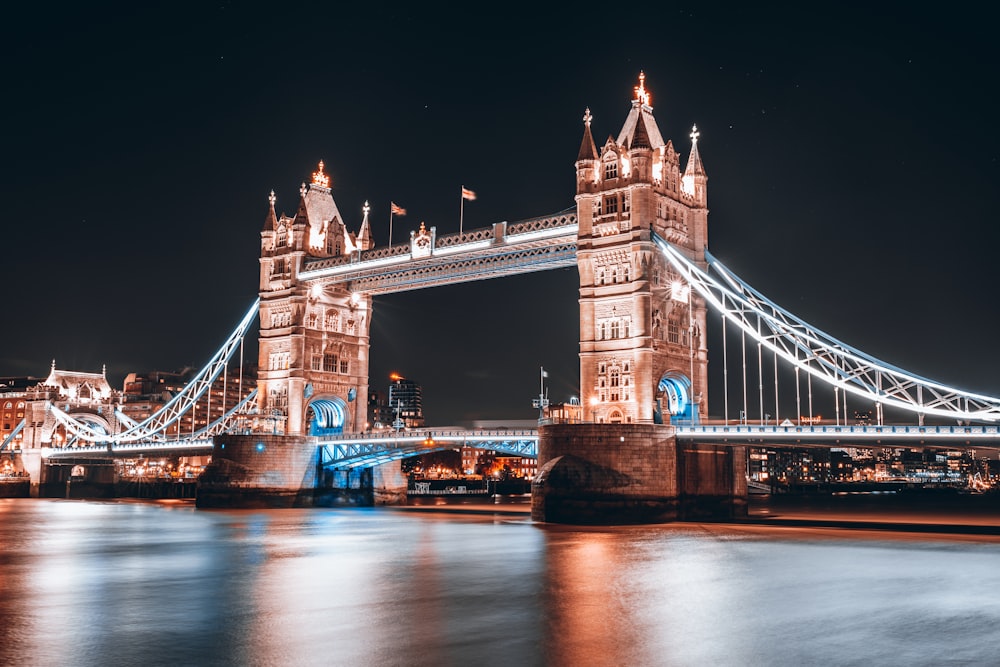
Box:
[17,450,43,498]
[197,434,321,508]
[531,423,746,524]
[197,434,408,508]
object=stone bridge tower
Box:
[257,162,373,436]
[575,73,709,425]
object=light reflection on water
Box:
[1,497,999,667]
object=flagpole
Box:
[388,204,393,247]
[459,185,464,236]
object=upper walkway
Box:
[299,211,578,294]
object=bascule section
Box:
[574,72,708,426]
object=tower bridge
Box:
[14,73,1000,518]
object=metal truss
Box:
[46,438,216,459]
[47,299,260,444]
[653,234,1000,423]
[319,430,538,469]
[299,211,578,294]
[1,419,25,451]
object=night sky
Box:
[5,3,999,425]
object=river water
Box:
[1,495,998,667]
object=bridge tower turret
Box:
[575,72,709,425]
[257,162,372,436]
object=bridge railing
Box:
[677,424,1000,438]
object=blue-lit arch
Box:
[658,371,699,425]
[306,397,348,436]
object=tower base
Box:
[196,434,407,508]
[531,423,746,524]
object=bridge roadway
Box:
[41,424,1000,466]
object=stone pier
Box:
[532,423,746,524]
[196,434,407,509]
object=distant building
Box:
[367,389,392,430]
[120,366,256,437]
[7,362,120,450]
[388,375,423,429]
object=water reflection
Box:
[1,497,998,666]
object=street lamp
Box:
[590,397,600,423]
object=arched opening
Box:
[306,397,348,436]
[657,371,699,425]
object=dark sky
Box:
[5,3,999,424]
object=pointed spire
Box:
[634,70,651,107]
[577,107,598,161]
[616,73,665,150]
[630,112,652,150]
[684,124,706,177]
[312,160,330,189]
[293,185,310,227]
[357,200,373,250]
[263,190,278,231]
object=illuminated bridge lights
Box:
[318,430,539,470]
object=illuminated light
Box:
[634,71,651,106]
[652,162,663,183]
[256,442,266,452]
[390,372,403,381]
[310,284,322,300]
[311,160,330,188]
[350,291,362,307]
[621,156,631,178]
[670,280,690,302]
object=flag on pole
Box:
[461,187,477,201]
[391,202,407,215]
[541,369,549,378]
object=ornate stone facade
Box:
[575,73,709,425]
[258,163,374,436]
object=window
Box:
[668,320,680,344]
[610,320,620,339]
[311,355,323,371]
[323,354,337,372]
[605,196,618,215]
[340,360,349,374]
[604,161,618,180]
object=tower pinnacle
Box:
[312,160,330,189]
[634,71,651,107]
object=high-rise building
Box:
[388,374,423,429]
